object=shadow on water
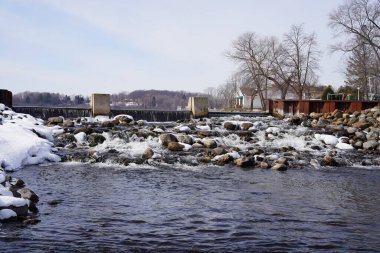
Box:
[2,164,380,252]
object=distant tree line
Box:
[13,90,202,110]
[111,90,202,110]
[13,91,90,107]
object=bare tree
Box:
[267,37,293,99]
[226,33,272,109]
[217,80,238,108]
[284,25,320,100]
[329,0,380,62]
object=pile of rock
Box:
[0,168,39,222]
[47,106,380,170]
[290,106,380,151]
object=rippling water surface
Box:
[2,164,380,252]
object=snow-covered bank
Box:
[0,104,59,221]
[0,104,61,171]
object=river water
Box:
[2,163,380,252]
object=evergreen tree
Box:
[321,85,335,100]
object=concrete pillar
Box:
[0,89,12,108]
[188,96,208,118]
[91,93,110,116]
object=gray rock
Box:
[212,147,227,156]
[192,143,204,148]
[175,134,194,145]
[167,142,184,151]
[101,121,114,128]
[366,131,379,141]
[224,122,238,131]
[260,162,270,169]
[272,163,287,171]
[346,127,358,134]
[363,140,379,150]
[316,118,329,127]
[48,116,63,125]
[240,122,254,130]
[88,134,106,147]
[203,139,217,149]
[17,188,39,203]
[213,154,234,165]
[73,126,93,135]
[62,120,74,127]
[142,148,154,159]
[117,116,133,124]
[235,157,254,168]
[355,131,366,140]
[159,134,178,146]
[321,155,339,166]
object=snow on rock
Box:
[0,196,28,208]
[228,151,241,159]
[153,128,164,133]
[196,125,211,131]
[0,117,61,171]
[74,132,87,144]
[335,143,354,150]
[114,114,134,121]
[0,104,61,171]
[315,134,339,145]
[0,186,13,197]
[175,125,191,133]
[179,142,192,151]
[0,209,17,221]
[266,127,280,134]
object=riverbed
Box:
[2,163,380,252]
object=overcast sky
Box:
[0,0,345,95]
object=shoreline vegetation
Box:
[1,103,380,221]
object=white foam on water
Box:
[93,133,162,158]
[220,134,249,151]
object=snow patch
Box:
[0,209,17,220]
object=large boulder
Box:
[88,134,106,147]
[321,155,339,166]
[224,122,238,131]
[167,142,184,151]
[235,156,254,168]
[17,188,39,203]
[366,131,379,141]
[101,121,114,128]
[48,116,63,125]
[240,122,254,130]
[73,126,93,135]
[175,134,194,145]
[212,154,234,165]
[202,139,218,149]
[352,121,370,130]
[142,148,154,159]
[212,147,227,156]
[363,140,379,150]
[159,134,178,146]
[62,120,74,128]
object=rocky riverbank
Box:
[0,168,39,222]
[52,106,380,170]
